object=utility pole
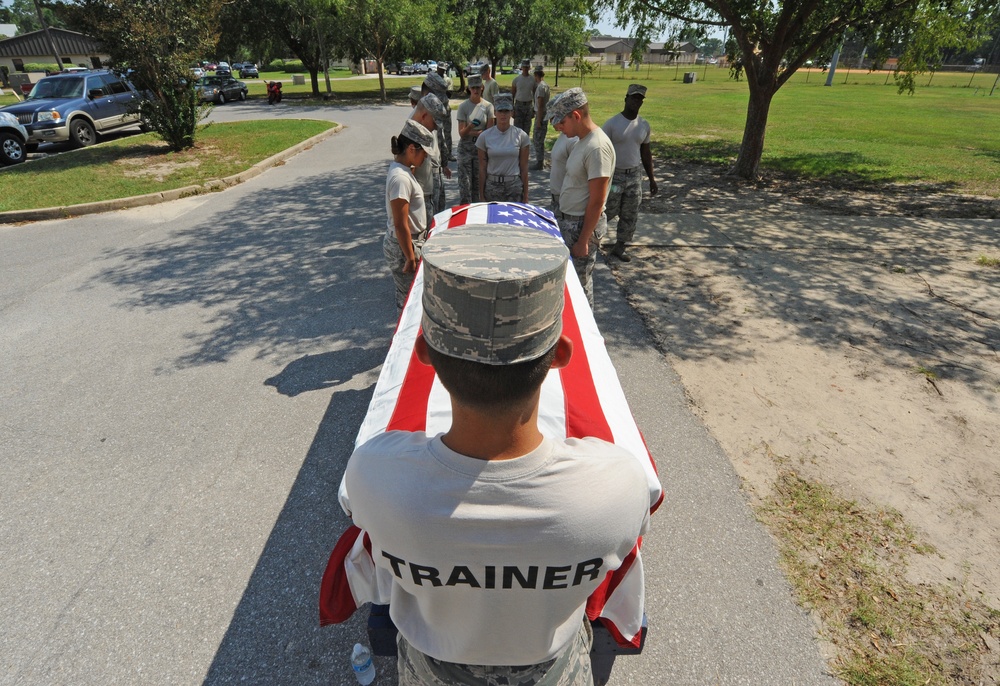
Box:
[32,0,64,69]
[825,30,845,86]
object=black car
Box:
[215,67,232,78]
[197,75,248,104]
[239,64,259,78]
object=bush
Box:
[282,60,304,73]
[264,58,284,71]
[24,63,61,73]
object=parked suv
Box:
[0,111,29,165]
[0,69,146,149]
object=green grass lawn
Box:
[0,119,334,213]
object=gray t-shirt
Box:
[385,161,427,238]
[511,74,536,103]
[476,125,530,176]
[549,134,578,194]
[559,127,616,216]
[457,99,495,140]
[601,113,651,170]
[482,78,500,104]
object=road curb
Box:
[0,121,343,225]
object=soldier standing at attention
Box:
[510,58,536,137]
[342,223,654,686]
[549,88,615,307]
[601,84,658,262]
[409,92,451,226]
[424,72,453,167]
[531,65,551,170]
[480,63,499,105]
[455,74,495,203]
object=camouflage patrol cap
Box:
[520,59,531,68]
[545,92,564,121]
[626,83,648,98]
[423,72,448,96]
[493,93,514,111]
[547,87,587,123]
[533,65,544,75]
[419,92,448,121]
[421,224,569,365]
[409,85,422,102]
[467,74,483,88]
[399,119,435,156]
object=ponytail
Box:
[392,134,418,156]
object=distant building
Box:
[0,28,109,73]
[583,36,699,66]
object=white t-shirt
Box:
[549,134,578,194]
[385,161,426,238]
[476,124,529,176]
[343,432,652,666]
[601,113,651,170]
[559,127,616,216]
[456,99,495,140]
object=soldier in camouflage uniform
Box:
[455,74,495,203]
[601,84,658,262]
[531,65,551,170]
[342,224,654,686]
[510,58,536,137]
[423,72,453,166]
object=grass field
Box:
[4,64,998,196]
[0,119,333,213]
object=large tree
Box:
[71,0,219,151]
[604,0,993,179]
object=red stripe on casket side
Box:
[386,344,435,432]
[559,287,614,442]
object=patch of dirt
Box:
[644,159,1000,219]
[609,159,1000,676]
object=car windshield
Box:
[199,76,224,86]
[28,77,84,100]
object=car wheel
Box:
[69,119,97,148]
[0,131,27,165]
[218,92,226,105]
[239,90,246,101]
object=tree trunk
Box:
[310,68,320,96]
[732,84,775,180]
[378,59,386,102]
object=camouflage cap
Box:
[547,87,587,124]
[520,59,531,68]
[533,65,544,75]
[409,85,422,102]
[423,72,448,95]
[545,92,564,121]
[421,224,569,365]
[493,92,514,111]
[419,92,448,120]
[626,83,648,98]
[399,119,435,156]
[480,63,491,74]
[467,74,483,88]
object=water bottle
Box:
[351,643,376,685]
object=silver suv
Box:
[0,111,29,165]
[0,69,146,149]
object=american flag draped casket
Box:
[320,202,663,650]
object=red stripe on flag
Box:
[386,343,435,432]
[319,525,364,626]
[447,205,471,228]
[560,286,614,442]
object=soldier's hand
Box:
[570,240,589,259]
[403,256,418,274]
[649,179,658,196]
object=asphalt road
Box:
[0,100,839,685]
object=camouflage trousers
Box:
[532,120,548,166]
[558,212,608,308]
[383,231,423,310]
[427,167,445,225]
[514,101,533,137]
[484,174,523,203]
[604,167,643,244]
[457,139,480,204]
[437,107,453,161]
[397,617,594,686]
